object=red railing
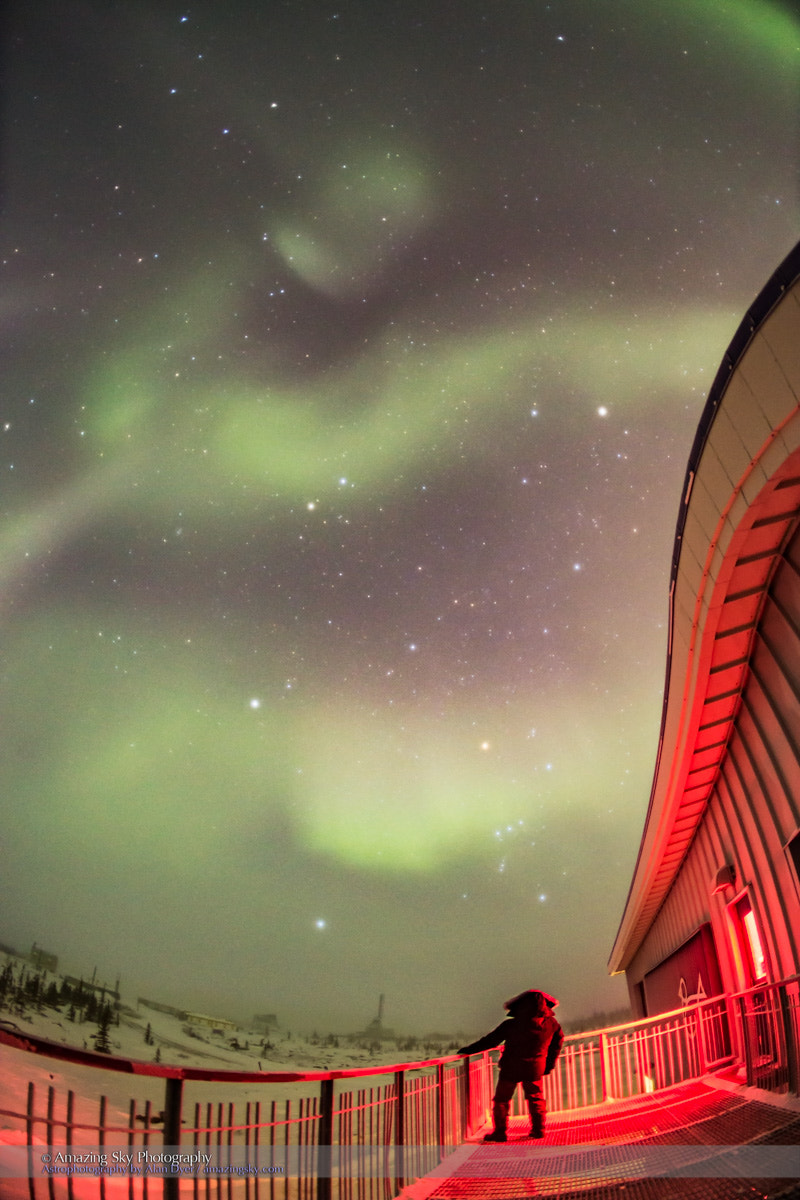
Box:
[0,1027,481,1200]
[528,993,731,1116]
[733,975,800,1095]
[1,979,798,1199]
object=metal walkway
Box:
[400,1077,800,1200]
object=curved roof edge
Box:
[608,239,800,976]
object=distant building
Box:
[252,1013,278,1032]
[356,993,395,1040]
[184,1012,238,1032]
[609,241,800,1015]
[29,944,58,974]
[137,997,187,1019]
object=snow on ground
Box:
[1,995,453,1075]
[0,962,466,1199]
[2,1001,444,1074]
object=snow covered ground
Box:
[0,961,470,1200]
[1,1000,422,1074]
[0,953,459,1075]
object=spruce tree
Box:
[0,961,14,1006]
[94,1004,113,1054]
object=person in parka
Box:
[458,989,563,1142]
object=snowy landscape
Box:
[0,950,462,1076]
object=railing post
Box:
[461,1056,471,1139]
[694,1004,708,1076]
[26,1081,35,1196]
[394,1070,405,1194]
[598,1032,611,1101]
[736,994,752,1085]
[317,1078,334,1200]
[436,1062,446,1153]
[162,1075,183,1200]
[777,984,799,1096]
[634,1029,650,1096]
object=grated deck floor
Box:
[404,1079,800,1200]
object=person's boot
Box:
[527,1101,544,1139]
[483,1102,508,1142]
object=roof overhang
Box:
[609,241,800,975]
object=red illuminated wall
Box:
[642,925,723,1016]
[626,493,800,1015]
[612,243,800,1017]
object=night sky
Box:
[1,1,798,1037]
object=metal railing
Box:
[733,975,800,1095]
[1,978,798,1200]
[0,1029,481,1200]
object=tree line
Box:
[0,958,117,1053]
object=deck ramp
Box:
[401,1078,800,1199]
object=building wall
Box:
[626,521,800,1013]
[611,242,800,1017]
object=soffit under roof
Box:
[608,251,800,975]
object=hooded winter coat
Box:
[458,989,563,1080]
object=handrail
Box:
[2,979,798,1200]
[1,979,790,1094]
[0,1021,461,1083]
[554,993,729,1040]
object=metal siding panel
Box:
[755,614,800,730]
[690,742,725,771]
[712,772,750,989]
[612,284,800,982]
[739,461,770,508]
[739,324,800,431]
[771,555,800,633]
[785,525,800,573]
[773,476,800,507]
[758,289,800,410]
[633,645,800,990]
[724,495,750,540]
[740,514,793,558]
[695,441,737,509]
[777,418,800,461]
[684,766,717,789]
[708,541,729,593]
[749,679,800,831]
[716,384,773,470]
[694,731,727,755]
[676,547,705,609]
[756,426,800,485]
[727,554,773,594]
[699,691,740,726]
[728,708,798,979]
[717,589,761,631]
[689,474,725,543]
[705,405,755,492]
[681,507,714,581]
[709,625,751,668]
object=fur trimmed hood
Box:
[504,989,559,1017]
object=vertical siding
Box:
[626,525,800,1005]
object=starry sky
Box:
[1,0,798,1037]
